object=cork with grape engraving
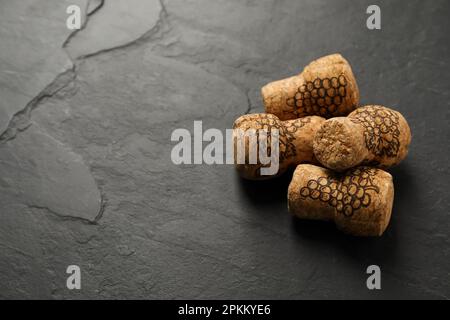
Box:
[262,54,359,120]
[288,164,394,236]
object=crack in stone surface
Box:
[0,67,76,142]
[27,205,97,225]
[0,0,88,136]
[62,0,103,50]
[0,124,104,222]
[87,0,105,16]
[65,0,167,60]
[0,1,113,225]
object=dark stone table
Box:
[0,0,448,299]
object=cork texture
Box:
[288,164,394,236]
[233,113,325,179]
[313,105,412,171]
[262,54,359,120]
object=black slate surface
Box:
[0,0,449,299]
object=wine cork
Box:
[288,164,394,236]
[233,113,325,180]
[262,53,359,120]
[313,105,412,171]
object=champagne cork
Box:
[288,164,394,236]
[262,54,359,120]
[313,105,412,171]
[233,113,325,180]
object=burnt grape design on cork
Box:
[299,167,380,217]
[286,75,348,118]
[233,114,282,161]
[281,117,311,160]
[350,106,401,157]
[233,114,311,162]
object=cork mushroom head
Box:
[262,53,360,120]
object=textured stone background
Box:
[0,0,449,299]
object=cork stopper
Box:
[262,53,359,120]
[313,105,412,171]
[232,113,325,180]
[288,164,394,236]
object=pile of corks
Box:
[233,54,411,236]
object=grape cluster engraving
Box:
[281,117,311,160]
[350,106,401,157]
[233,114,283,164]
[299,167,380,217]
[233,114,310,162]
[286,75,348,118]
